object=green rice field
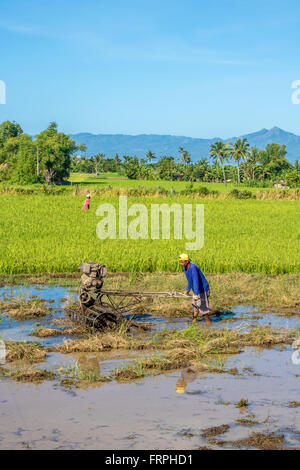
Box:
[68,172,269,193]
[1,194,299,274]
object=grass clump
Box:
[57,365,111,389]
[113,354,188,382]
[239,327,293,347]
[55,320,148,353]
[0,294,51,320]
[158,325,293,356]
[236,417,260,426]
[236,398,249,409]
[29,327,63,338]
[0,367,55,383]
[55,332,137,353]
[30,324,86,338]
[114,353,189,382]
[114,363,151,381]
[201,424,230,438]
[5,341,47,363]
[230,431,285,450]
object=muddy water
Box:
[0,285,299,450]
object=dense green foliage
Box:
[71,142,300,187]
[0,121,84,184]
[1,120,299,187]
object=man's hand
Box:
[184,291,190,296]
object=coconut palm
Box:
[145,150,156,163]
[230,138,250,184]
[199,158,208,168]
[209,141,230,185]
[179,147,191,165]
[241,146,260,181]
[94,153,105,176]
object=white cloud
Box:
[0,19,255,66]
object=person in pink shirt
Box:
[82,194,91,211]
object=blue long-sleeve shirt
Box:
[184,263,209,295]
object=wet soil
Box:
[0,284,299,450]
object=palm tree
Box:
[209,141,230,185]
[145,150,156,163]
[199,158,208,168]
[179,147,191,165]
[94,153,105,176]
[230,138,250,184]
[114,153,121,172]
[241,146,260,181]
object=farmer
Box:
[179,253,211,325]
[82,193,91,211]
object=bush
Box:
[179,186,214,196]
[229,188,253,199]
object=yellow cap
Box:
[176,378,186,394]
[179,253,189,261]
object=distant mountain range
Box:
[70,127,300,164]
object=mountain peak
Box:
[268,126,297,137]
[70,127,300,164]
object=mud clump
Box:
[206,437,227,447]
[201,424,230,438]
[57,366,111,390]
[29,328,63,338]
[236,398,249,409]
[288,401,300,408]
[13,369,54,383]
[0,367,55,384]
[230,431,285,450]
[114,367,146,381]
[5,341,47,363]
[0,296,51,320]
[5,307,50,320]
[55,330,141,353]
[236,417,259,426]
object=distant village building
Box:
[274,180,290,189]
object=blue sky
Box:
[0,0,300,138]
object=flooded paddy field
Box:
[0,285,299,450]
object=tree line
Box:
[71,140,300,187]
[1,120,299,187]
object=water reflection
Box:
[76,354,101,376]
[175,368,199,394]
